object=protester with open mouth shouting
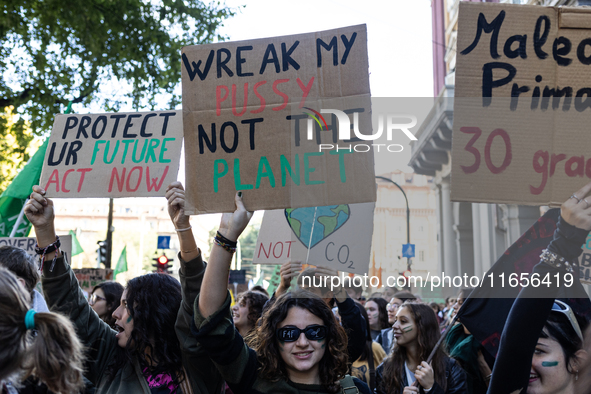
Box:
[191,192,371,394]
[24,184,223,394]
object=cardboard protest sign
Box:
[0,235,72,258]
[73,268,113,294]
[253,202,375,275]
[40,111,183,198]
[181,25,376,214]
[452,2,591,205]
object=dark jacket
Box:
[336,296,367,363]
[192,291,371,394]
[444,324,488,394]
[375,357,468,394]
[41,254,223,394]
[375,328,393,354]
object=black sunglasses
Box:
[276,324,327,342]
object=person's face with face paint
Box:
[112,289,134,348]
[392,305,418,348]
[365,301,381,331]
[276,306,326,384]
[528,333,575,394]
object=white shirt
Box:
[404,362,417,386]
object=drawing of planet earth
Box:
[284,205,350,249]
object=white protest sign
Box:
[254,202,374,275]
[40,111,183,198]
[0,235,72,258]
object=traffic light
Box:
[152,254,172,274]
[97,240,108,267]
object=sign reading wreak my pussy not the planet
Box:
[181,25,376,214]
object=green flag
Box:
[0,138,49,237]
[114,246,128,279]
[68,230,84,256]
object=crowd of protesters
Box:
[1,181,591,394]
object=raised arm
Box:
[489,182,591,394]
[314,266,366,362]
[166,182,200,263]
[25,185,61,262]
[166,181,227,394]
[275,261,303,297]
[166,182,203,304]
[198,192,252,319]
[24,186,117,384]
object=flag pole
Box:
[7,101,73,238]
[9,199,29,237]
[411,313,460,388]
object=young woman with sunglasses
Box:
[376,302,468,394]
[192,193,371,394]
[488,182,591,394]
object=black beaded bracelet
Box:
[35,235,61,273]
[216,231,237,247]
[35,235,61,255]
[213,236,236,254]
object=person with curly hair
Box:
[24,184,224,394]
[290,263,367,364]
[232,290,269,338]
[0,267,85,394]
[376,302,468,394]
[89,281,124,329]
[192,192,371,394]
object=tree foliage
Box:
[0,0,235,184]
[239,225,259,261]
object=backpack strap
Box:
[340,374,360,394]
[367,341,376,392]
[179,367,194,394]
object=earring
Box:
[575,370,579,381]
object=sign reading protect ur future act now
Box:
[40,111,182,198]
[182,25,376,214]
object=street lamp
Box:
[376,176,411,272]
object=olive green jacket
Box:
[41,254,223,394]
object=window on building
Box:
[419,250,425,262]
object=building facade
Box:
[52,197,220,281]
[369,171,440,299]
[409,0,577,278]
